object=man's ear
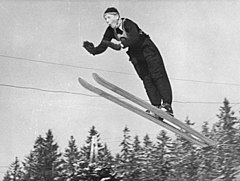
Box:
[115,14,120,21]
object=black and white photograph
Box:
[1,0,240,180]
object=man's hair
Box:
[104,7,119,16]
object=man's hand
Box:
[83,41,96,55]
[102,40,121,51]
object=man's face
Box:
[104,13,119,28]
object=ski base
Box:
[78,75,217,147]
[92,73,217,146]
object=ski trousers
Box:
[127,38,173,106]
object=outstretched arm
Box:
[83,40,108,56]
[101,40,122,51]
[83,27,118,56]
[83,41,97,55]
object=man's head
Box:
[103,7,120,29]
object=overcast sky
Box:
[1,0,240,178]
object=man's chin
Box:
[110,24,116,29]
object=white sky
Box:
[1,0,240,178]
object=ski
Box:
[78,77,209,147]
[92,73,217,146]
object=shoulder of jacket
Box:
[122,18,131,24]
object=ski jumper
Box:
[94,18,172,107]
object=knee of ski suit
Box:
[142,38,167,79]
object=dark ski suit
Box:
[94,18,172,107]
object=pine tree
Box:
[22,130,62,181]
[80,126,103,164]
[3,157,24,181]
[201,121,215,139]
[3,171,11,181]
[120,126,132,161]
[119,126,133,180]
[44,130,62,180]
[77,126,109,180]
[140,134,155,180]
[22,151,37,180]
[98,143,114,165]
[197,122,218,181]
[59,136,81,180]
[128,135,142,180]
[211,98,239,180]
[152,130,174,181]
[173,117,200,181]
[216,98,238,131]
[23,135,45,181]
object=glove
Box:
[83,41,96,55]
[102,40,121,51]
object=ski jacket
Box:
[94,18,148,55]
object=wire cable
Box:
[1,83,240,105]
[0,83,98,97]
[1,54,240,87]
[0,54,132,75]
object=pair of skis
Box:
[78,73,217,148]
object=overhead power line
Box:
[0,83,97,97]
[1,54,240,87]
[1,83,240,105]
[0,54,132,75]
[172,78,240,87]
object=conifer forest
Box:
[3,98,240,181]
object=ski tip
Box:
[78,77,83,83]
[78,77,88,87]
[92,73,102,83]
[78,77,95,91]
[92,73,99,79]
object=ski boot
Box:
[159,103,174,117]
[146,106,163,121]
